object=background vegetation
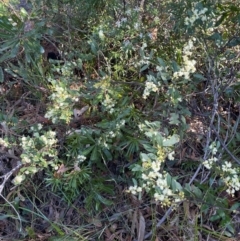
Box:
[0,0,240,240]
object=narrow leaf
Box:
[137,211,146,241]
[140,64,149,72]
[0,67,4,83]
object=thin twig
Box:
[0,162,23,231]
[143,206,173,240]
[0,162,22,195]
[212,125,240,165]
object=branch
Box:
[212,125,240,165]
[143,206,173,240]
[0,161,23,232]
[0,161,22,195]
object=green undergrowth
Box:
[0,0,240,240]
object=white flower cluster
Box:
[13,174,26,185]
[134,6,139,12]
[184,7,208,26]
[129,185,142,195]
[21,137,35,153]
[21,130,58,165]
[138,121,160,138]
[202,142,240,196]
[139,56,150,65]
[74,154,87,171]
[102,95,116,114]
[203,156,218,169]
[13,129,59,186]
[40,131,58,147]
[116,17,127,28]
[137,43,151,65]
[153,173,175,203]
[168,151,175,161]
[138,123,146,132]
[97,136,109,149]
[148,32,153,39]
[203,142,218,169]
[129,149,183,206]
[45,78,80,124]
[154,16,160,24]
[134,22,140,30]
[143,75,159,99]
[98,121,125,149]
[116,119,125,129]
[30,123,43,132]
[129,122,183,205]
[13,130,58,185]
[126,9,132,16]
[123,39,131,47]
[76,154,86,163]
[173,39,197,79]
[0,137,9,148]
[221,161,240,196]
[108,131,116,138]
[8,18,17,27]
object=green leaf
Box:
[157,57,166,67]
[0,32,14,38]
[230,202,240,211]
[215,12,229,26]
[166,173,172,187]
[90,146,99,161]
[209,32,222,41]
[160,72,170,81]
[142,143,155,153]
[0,40,18,52]
[192,185,202,199]
[171,179,177,192]
[227,37,240,47]
[50,223,64,236]
[171,60,180,72]
[184,183,191,194]
[163,134,179,146]
[169,113,180,125]
[85,133,96,143]
[0,214,16,220]
[193,73,206,80]
[148,153,157,160]
[209,214,220,222]
[131,164,142,172]
[0,67,4,83]
[0,51,12,63]
[102,148,112,161]
[155,133,163,146]
[0,17,14,32]
[98,30,105,41]
[71,178,77,189]
[10,44,19,57]
[201,204,210,214]
[82,145,95,156]
[140,64,149,72]
[140,153,151,162]
[40,45,45,54]
[132,178,138,186]
[11,14,22,25]
[145,120,161,129]
[20,8,29,17]
[224,224,235,236]
[89,40,98,54]
[126,142,136,157]
[96,194,113,206]
[175,181,182,191]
